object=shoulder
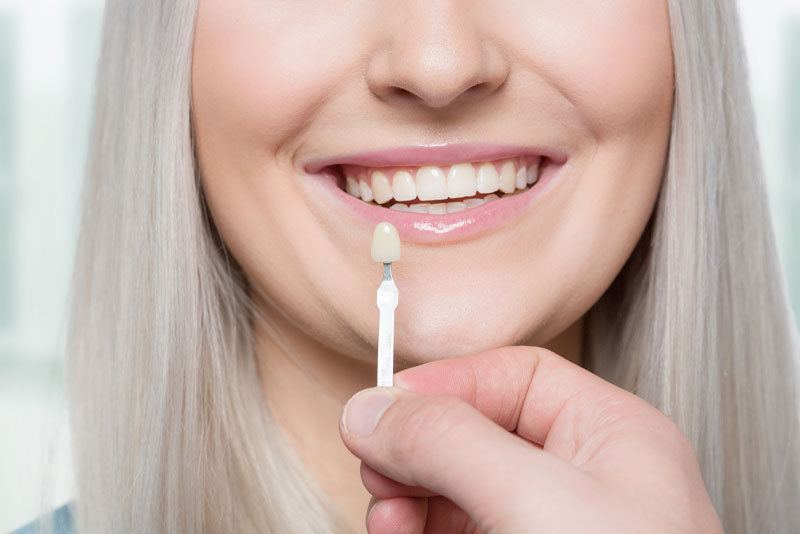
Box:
[9,502,73,534]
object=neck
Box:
[254,293,584,532]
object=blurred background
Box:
[1,0,799,531]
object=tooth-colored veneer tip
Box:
[371,222,401,263]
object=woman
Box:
[18,0,800,532]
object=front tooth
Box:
[527,163,540,185]
[446,201,467,213]
[499,161,516,193]
[476,162,500,194]
[516,166,527,190]
[390,203,409,211]
[428,203,447,215]
[463,198,486,208]
[359,179,374,202]
[346,176,361,197]
[484,193,500,202]
[416,166,448,201]
[372,171,393,204]
[447,164,477,198]
[392,170,417,201]
[408,203,430,213]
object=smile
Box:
[302,144,568,243]
[338,156,541,214]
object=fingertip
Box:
[367,497,428,534]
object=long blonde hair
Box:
[53,0,800,532]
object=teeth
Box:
[372,171,393,204]
[516,166,527,190]
[476,163,500,194]
[359,179,374,202]
[447,164,478,198]
[527,163,540,185]
[416,166,448,201]
[446,201,467,213]
[463,197,486,208]
[392,170,417,201]
[499,160,515,194]
[346,176,361,197]
[428,203,448,215]
[343,156,544,212]
[409,203,430,213]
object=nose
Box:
[366,1,510,110]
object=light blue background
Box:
[1,0,798,531]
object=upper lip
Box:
[303,143,568,174]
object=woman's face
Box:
[192,0,674,364]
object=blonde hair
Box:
[49,0,800,532]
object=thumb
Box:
[338,384,579,529]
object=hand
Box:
[339,347,723,533]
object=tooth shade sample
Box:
[499,161,516,193]
[476,162,500,194]
[447,164,478,198]
[372,171,393,204]
[416,166,448,201]
[359,179,374,202]
[408,203,430,213]
[516,166,527,190]
[346,176,360,197]
[392,170,417,201]
[484,193,500,202]
[371,222,401,263]
[389,203,409,211]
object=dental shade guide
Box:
[371,222,400,387]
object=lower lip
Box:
[305,159,567,244]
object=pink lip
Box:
[301,144,569,244]
[304,143,567,173]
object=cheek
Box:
[505,0,674,134]
[191,0,366,153]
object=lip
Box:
[304,142,568,173]
[300,143,569,244]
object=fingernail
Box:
[366,497,380,528]
[343,390,396,436]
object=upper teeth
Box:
[341,157,541,212]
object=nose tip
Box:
[366,6,509,110]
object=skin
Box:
[191,0,721,531]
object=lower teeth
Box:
[370,187,530,214]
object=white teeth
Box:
[372,171,393,204]
[499,160,516,194]
[463,197,486,208]
[428,203,448,215]
[408,203,430,213]
[416,166,448,201]
[392,170,417,202]
[516,166,527,190]
[350,157,542,212]
[346,176,361,197]
[359,179,374,202]
[447,164,478,198]
[527,163,540,185]
[446,201,467,213]
[476,162,500,194]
